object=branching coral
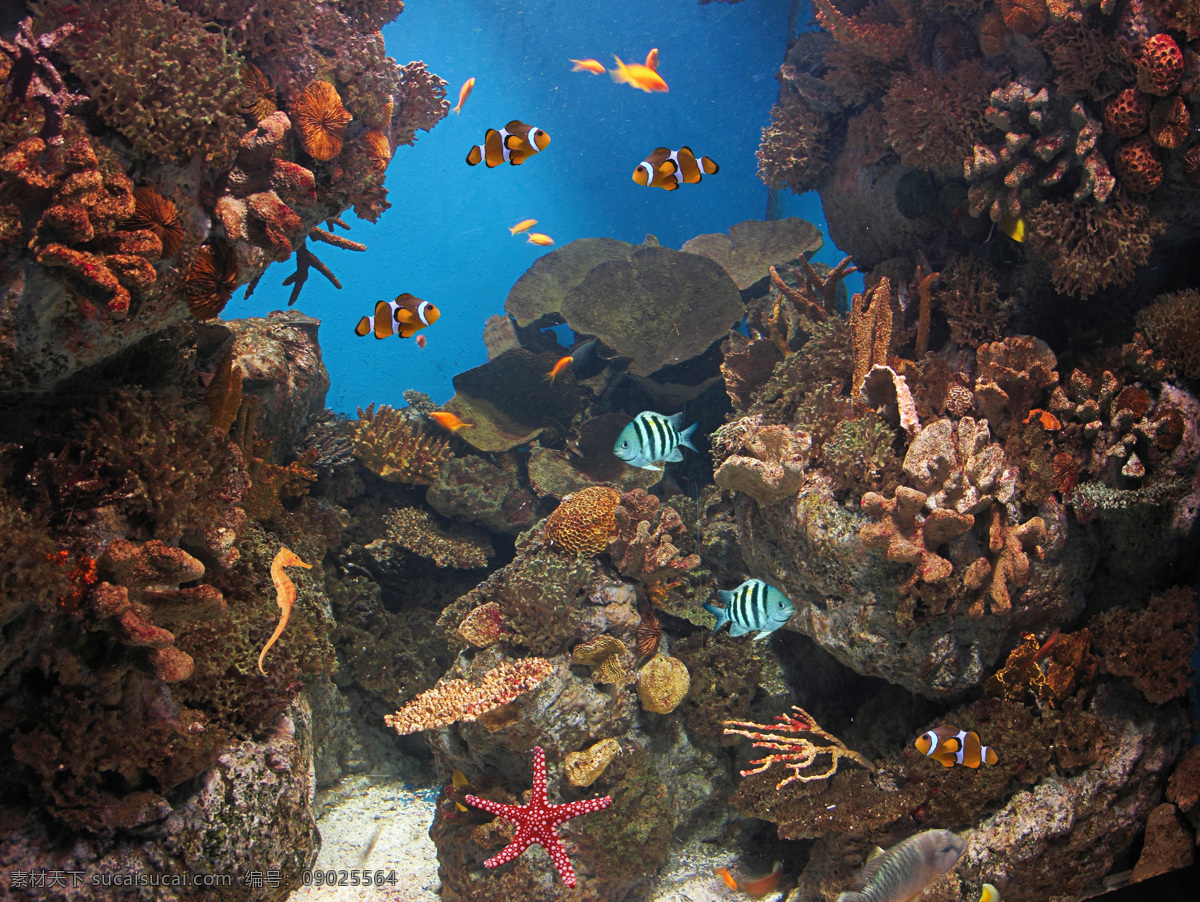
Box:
[352,403,452,484]
[1024,194,1165,298]
[723,705,872,789]
[0,16,82,144]
[371,506,494,570]
[961,505,1048,617]
[860,485,975,600]
[974,335,1060,432]
[757,90,832,194]
[608,490,701,585]
[882,62,993,172]
[934,255,1011,347]
[33,0,246,165]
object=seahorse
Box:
[258,547,313,676]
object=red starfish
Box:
[464,745,612,888]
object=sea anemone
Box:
[1000,0,1047,35]
[184,242,239,319]
[290,81,353,161]
[125,188,185,258]
[1148,96,1189,149]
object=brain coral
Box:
[542,486,622,556]
[34,0,246,165]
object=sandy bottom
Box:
[287,776,784,902]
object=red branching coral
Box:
[1103,88,1149,139]
[757,91,832,194]
[1137,33,1184,96]
[882,62,993,172]
[1024,195,1165,298]
[1114,136,1163,193]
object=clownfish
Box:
[465,120,550,167]
[509,218,538,235]
[451,77,474,115]
[429,411,473,432]
[609,50,668,92]
[354,293,440,340]
[570,58,606,74]
[715,861,783,898]
[914,725,998,769]
[633,147,719,191]
[526,233,554,246]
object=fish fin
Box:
[678,422,700,452]
[667,411,686,429]
[701,602,729,632]
[717,589,734,603]
[639,463,663,471]
[728,622,750,637]
[753,630,774,641]
[664,447,685,462]
[701,156,719,175]
[354,316,372,337]
[659,179,678,191]
[465,145,483,166]
[509,151,531,165]
[982,746,998,766]
[836,895,865,902]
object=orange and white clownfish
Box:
[354,293,440,340]
[465,120,550,167]
[915,725,998,769]
[632,147,719,191]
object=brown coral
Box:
[1091,588,1198,704]
[849,277,893,397]
[1103,88,1149,139]
[756,91,831,194]
[1135,289,1200,379]
[961,505,1047,617]
[125,187,186,258]
[541,485,621,556]
[352,403,452,484]
[608,490,701,584]
[1000,0,1047,35]
[977,12,1008,56]
[185,242,239,319]
[372,506,493,569]
[291,80,353,161]
[572,634,630,685]
[1114,136,1163,193]
[1137,33,1184,96]
[712,419,812,504]
[974,335,1059,430]
[239,62,277,121]
[1148,96,1190,149]
[881,62,993,172]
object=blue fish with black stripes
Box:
[613,411,699,471]
[703,579,795,640]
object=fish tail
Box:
[702,602,729,632]
[678,422,700,452]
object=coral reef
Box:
[352,403,453,483]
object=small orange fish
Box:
[644,48,659,70]
[1022,408,1061,430]
[716,862,783,899]
[509,218,538,235]
[545,355,573,382]
[415,334,427,348]
[610,54,668,92]
[452,77,475,115]
[570,58,606,75]
[430,411,473,432]
[258,547,312,676]
[526,233,554,246]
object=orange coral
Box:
[541,485,621,556]
[1137,34,1183,96]
[1148,96,1189,149]
[239,63,277,121]
[1114,136,1163,194]
[1000,0,1046,35]
[961,505,1047,617]
[184,242,239,319]
[977,12,1008,56]
[362,128,392,173]
[291,80,353,161]
[125,187,185,258]
[1103,88,1148,139]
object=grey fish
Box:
[613,410,699,471]
[703,578,795,640]
[837,829,965,902]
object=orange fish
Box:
[915,725,998,769]
[644,48,659,70]
[430,411,473,432]
[633,147,719,190]
[609,54,668,92]
[716,862,783,899]
[509,218,538,235]
[258,547,312,676]
[570,58,606,74]
[354,293,440,340]
[1022,408,1061,430]
[452,77,475,115]
[415,334,427,348]
[546,355,573,382]
[466,120,550,167]
[526,233,554,246]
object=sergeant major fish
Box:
[703,579,795,640]
[836,829,965,902]
[613,411,699,470]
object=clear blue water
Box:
[220,0,849,412]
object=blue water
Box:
[221,0,843,412]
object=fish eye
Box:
[621,441,629,448]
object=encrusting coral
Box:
[370,506,494,570]
[1091,587,1198,705]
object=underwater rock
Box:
[0,698,318,901]
[1131,803,1195,882]
[222,311,330,457]
[504,237,636,327]
[680,217,823,290]
[713,418,812,504]
[427,454,538,535]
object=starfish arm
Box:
[463,794,523,821]
[483,827,534,869]
[538,831,578,888]
[548,796,613,825]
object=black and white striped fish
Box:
[703,579,795,640]
[613,411,699,471]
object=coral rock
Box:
[1131,803,1195,882]
[713,421,812,504]
[1137,33,1184,96]
[608,490,701,583]
[962,506,1047,617]
[636,654,690,714]
[542,486,622,556]
[564,738,621,787]
[1114,136,1164,194]
[1091,587,1198,704]
[1103,88,1149,139]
